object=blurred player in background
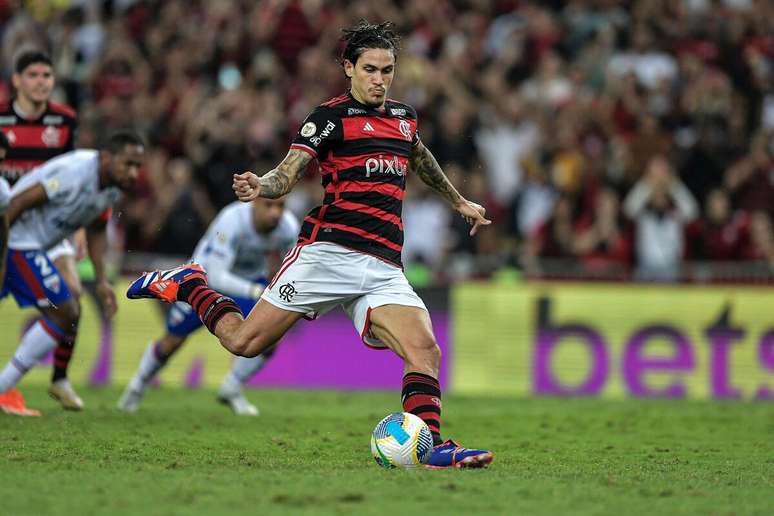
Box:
[128,21,493,468]
[0,49,89,409]
[0,132,144,416]
[0,132,10,287]
[118,196,298,415]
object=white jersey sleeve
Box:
[0,177,10,215]
[8,150,120,251]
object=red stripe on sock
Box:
[403,395,441,413]
[415,411,441,423]
[194,292,220,316]
[189,285,210,306]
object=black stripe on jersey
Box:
[334,138,412,157]
[321,166,406,187]
[323,205,404,238]
[322,191,403,216]
[4,147,70,161]
[311,229,402,266]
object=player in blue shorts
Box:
[0,131,144,416]
[117,197,298,415]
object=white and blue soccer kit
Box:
[0,150,120,308]
[166,202,299,336]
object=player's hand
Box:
[233,172,261,202]
[95,280,118,319]
[455,199,491,236]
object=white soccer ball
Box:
[370,412,434,469]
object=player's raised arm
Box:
[233,148,313,202]
[409,140,491,236]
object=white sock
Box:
[222,355,268,392]
[0,320,59,392]
[131,341,171,390]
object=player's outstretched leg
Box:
[128,264,301,359]
[217,349,275,416]
[117,337,180,413]
[369,305,494,469]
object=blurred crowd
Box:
[1,0,773,283]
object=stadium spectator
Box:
[624,155,698,281]
[687,188,751,261]
[1,0,771,283]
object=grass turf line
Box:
[1,387,772,515]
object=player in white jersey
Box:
[0,132,144,416]
[0,131,10,289]
[117,197,299,415]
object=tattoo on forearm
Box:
[410,143,463,205]
[258,149,312,199]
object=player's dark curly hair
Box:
[14,49,52,74]
[341,20,401,65]
[100,130,145,154]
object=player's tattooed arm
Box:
[233,149,313,201]
[409,141,492,235]
[409,141,464,206]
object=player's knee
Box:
[51,301,80,334]
[404,334,440,363]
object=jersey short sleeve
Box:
[0,177,10,215]
[290,107,342,159]
[406,105,421,147]
[39,161,79,203]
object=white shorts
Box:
[261,242,427,349]
[46,238,76,262]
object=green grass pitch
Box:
[1,387,772,515]
[1,284,772,514]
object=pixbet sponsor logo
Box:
[365,154,407,178]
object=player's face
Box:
[346,48,395,108]
[253,198,285,233]
[108,144,145,190]
[13,63,55,104]
[0,147,6,162]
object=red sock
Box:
[184,284,242,334]
[52,335,75,382]
[402,372,443,445]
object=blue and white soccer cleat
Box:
[425,440,494,469]
[126,264,207,303]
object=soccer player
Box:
[0,131,144,416]
[118,197,299,415]
[128,22,493,468]
[0,130,10,282]
[0,50,86,409]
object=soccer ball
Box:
[370,412,434,469]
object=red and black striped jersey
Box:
[290,92,420,267]
[0,100,77,184]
